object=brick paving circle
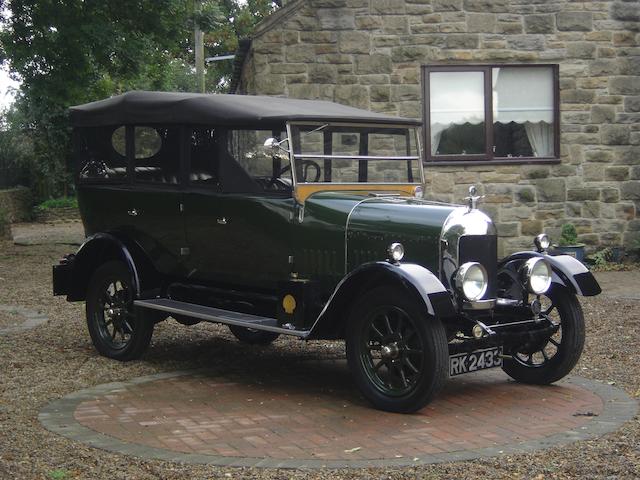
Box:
[40,360,637,469]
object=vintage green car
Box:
[53,91,601,413]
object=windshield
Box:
[289,124,422,184]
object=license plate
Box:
[449,347,503,377]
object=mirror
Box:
[263,137,290,157]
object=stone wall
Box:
[0,187,32,223]
[238,0,640,256]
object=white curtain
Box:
[493,67,554,156]
[524,121,554,157]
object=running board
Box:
[134,298,310,338]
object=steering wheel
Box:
[275,160,322,184]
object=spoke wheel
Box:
[346,286,448,413]
[86,261,154,361]
[502,286,585,385]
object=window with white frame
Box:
[423,65,559,163]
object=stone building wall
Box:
[237,0,639,255]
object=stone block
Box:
[601,125,630,145]
[501,206,533,221]
[567,42,597,59]
[616,203,635,220]
[339,31,370,54]
[515,186,536,203]
[624,96,640,113]
[467,13,496,33]
[287,83,320,99]
[371,0,406,14]
[567,188,599,201]
[588,60,618,76]
[432,0,462,11]
[536,178,566,202]
[391,45,437,62]
[590,105,616,124]
[509,35,545,51]
[463,0,509,13]
[285,74,306,84]
[630,166,640,180]
[355,16,382,29]
[565,202,582,217]
[522,166,550,179]
[601,188,620,203]
[359,74,389,85]
[556,11,593,31]
[390,84,421,102]
[286,45,317,63]
[370,85,390,102]
[317,9,356,29]
[621,181,640,200]
[382,16,409,34]
[497,222,519,237]
[521,219,543,236]
[309,64,338,84]
[619,58,640,77]
[583,163,605,181]
[582,201,601,219]
[611,1,640,21]
[562,89,596,104]
[605,166,629,181]
[271,63,307,75]
[355,54,392,74]
[610,77,640,95]
[524,14,555,34]
[585,149,613,163]
[445,34,480,49]
[256,75,285,95]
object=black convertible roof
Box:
[69,91,421,127]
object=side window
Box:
[133,126,180,184]
[77,126,127,182]
[227,129,291,191]
[190,128,218,185]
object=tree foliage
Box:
[0,0,277,198]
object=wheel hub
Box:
[381,342,400,359]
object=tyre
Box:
[86,260,154,361]
[346,286,449,413]
[502,286,585,384]
[228,325,280,345]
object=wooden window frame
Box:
[421,64,560,166]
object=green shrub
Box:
[558,223,578,246]
[35,196,78,211]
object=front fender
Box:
[307,261,456,339]
[499,251,601,296]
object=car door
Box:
[183,127,294,290]
[125,125,189,277]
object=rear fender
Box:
[499,251,601,296]
[307,261,456,339]
[66,232,159,301]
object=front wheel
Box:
[86,261,154,361]
[502,286,585,384]
[346,287,449,413]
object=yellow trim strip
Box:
[294,184,418,203]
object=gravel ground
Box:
[0,309,24,329]
[0,236,638,480]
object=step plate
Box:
[134,298,309,338]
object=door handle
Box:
[217,217,227,225]
[128,209,139,217]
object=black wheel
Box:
[228,325,280,345]
[346,287,449,413]
[86,261,154,361]
[502,286,585,384]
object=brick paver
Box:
[71,361,606,462]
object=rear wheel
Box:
[228,325,280,345]
[346,287,449,413]
[86,261,154,361]
[502,286,585,384]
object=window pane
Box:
[293,125,420,184]
[134,126,180,184]
[429,71,485,155]
[78,126,127,181]
[227,130,291,191]
[493,67,554,157]
[190,128,218,185]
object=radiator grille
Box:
[458,235,498,299]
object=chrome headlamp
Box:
[387,242,405,263]
[455,262,488,301]
[534,233,550,252]
[521,257,552,294]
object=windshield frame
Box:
[285,121,425,188]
